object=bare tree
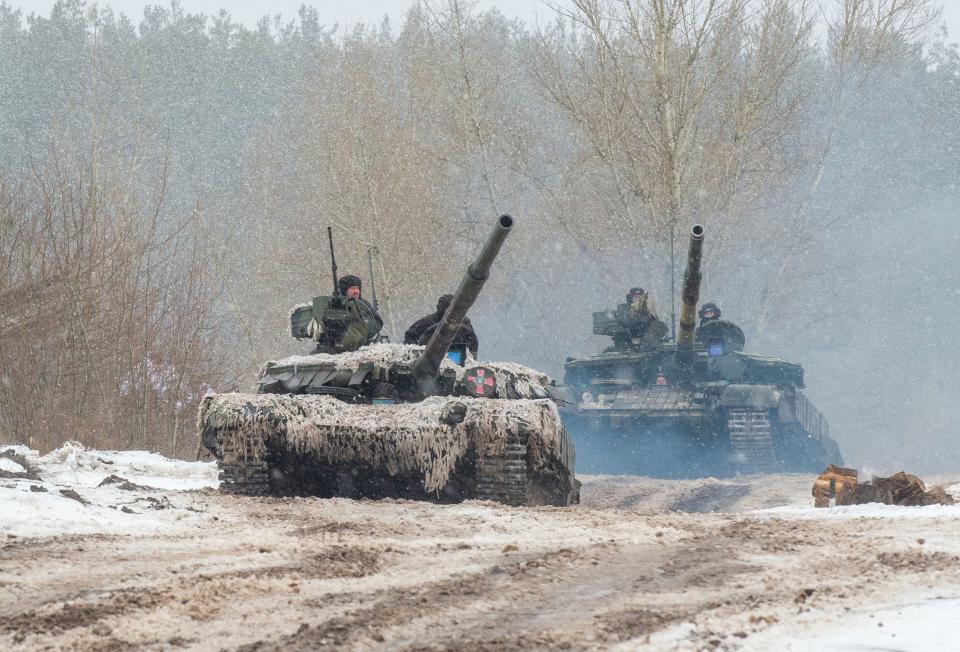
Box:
[532,0,938,339]
[0,149,222,457]
[749,0,942,339]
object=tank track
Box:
[217,433,271,496]
[727,409,776,473]
[211,425,578,506]
[475,428,529,506]
[474,425,579,506]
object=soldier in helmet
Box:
[610,287,668,349]
[404,293,479,357]
[698,302,721,327]
[309,274,383,352]
[337,274,362,299]
[337,274,383,334]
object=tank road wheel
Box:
[475,427,529,506]
[726,409,776,474]
[216,432,271,496]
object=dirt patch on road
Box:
[3,587,164,638]
[875,550,960,572]
[669,483,752,513]
[294,545,383,580]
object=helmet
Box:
[698,302,721,320]
[627,287,646,302]
[436,293,454,315]
[337,275,362,295]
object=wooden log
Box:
[813,465,858,507]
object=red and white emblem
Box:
[465,366,497,397]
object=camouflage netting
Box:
[263,343,554,399]
[198,393,566,492]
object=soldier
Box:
[698,302,721,327]
[338,274,383,333]
[404,293,479,357]
[609,287,668,349]
[624,287,668,336]
[337,274,363,300]
[309,274,383,352]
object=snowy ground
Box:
[0,442,217,538]
[1,444,959,651]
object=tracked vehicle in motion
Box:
[198,215,578,506]
[563,225,843,478]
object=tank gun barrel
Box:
[412,214,514,389]
[675,224,704,364]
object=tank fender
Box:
[718,384,780,409]
[777,393,799,423]
[258,374,283,394]
[545,384,577,404]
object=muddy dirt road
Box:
[3,474,960,651]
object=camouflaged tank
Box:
[563,225,843,478]
[198,215,579,506]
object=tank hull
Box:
[563,387,841,478]
[199,393,579,506]
[563,409,840,478]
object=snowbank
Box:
[0,457,25,473]
[0,442,218,538]
[27,441,218,490]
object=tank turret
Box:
[412,214,513,391]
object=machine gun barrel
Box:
[411,214,514,389]
[675,224,704,363]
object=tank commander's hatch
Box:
[696,320,746,355]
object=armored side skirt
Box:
[198,393,579,507]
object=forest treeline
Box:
[1,0,958,469]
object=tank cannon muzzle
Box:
[675,224,704,364]
[412,215,514,390]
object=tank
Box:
[562,224,843,478]
[198,215,579,506]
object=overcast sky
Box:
[7,1,958,39]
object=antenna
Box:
[367,247,379,311]
[327,227,340,296]
[669,222,676,341]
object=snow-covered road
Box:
[1,443,958,651]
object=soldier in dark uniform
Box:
[311,274,383,351]
[698,302,721,327]
[338,275,383,335]
[612,287,668,348]
[404,293,479,357]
